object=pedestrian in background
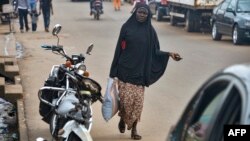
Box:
[130,0,148,13]
[30,9,39,32]
[113,0,121,11]
[29,0,38,11]
[17,0,30,33]
[109,3,182,140]
[90,0,103,15]
[39,0,53,32]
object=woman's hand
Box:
[169,52,182,61]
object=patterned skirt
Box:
[118,80,145,130]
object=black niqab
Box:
[110,3,169,87]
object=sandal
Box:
[131,121,142,140]
[131,129,142,140]
[118,118,126,133]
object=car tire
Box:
[156,8,162,21]
[170,7,177,26]
[212,22,222,41]
[185,10,195,32]
[170,15,177,26]
[193,14,201,32]
[233,25,243,45]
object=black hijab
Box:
[110,3,169,87]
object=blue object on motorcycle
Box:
[57,93,79,115]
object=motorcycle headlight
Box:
[75,63,86,75]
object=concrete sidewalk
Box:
[0,23,28,141]
[0,23,16,56]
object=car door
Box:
[167,74,243,141]
[216,0,231,34]
[223,0,237,35]
[208,74,246,141]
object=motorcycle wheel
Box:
[68,132,81,141]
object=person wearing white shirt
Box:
[17,0,30,32]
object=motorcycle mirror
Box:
[52,24,62,36]
[86,43,94,55]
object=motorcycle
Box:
[38,24,103,141]
[91,0,103,20]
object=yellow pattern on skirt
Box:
[118,80,145,130]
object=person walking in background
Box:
[30,9,39,32]
[130,0,148,13]
[17,0,30,33]
[109,3,182,140]
[39,0,53,32]
[113,0,121,11]
[90,0,103,15]
[89,0,94,15]
[29,0,37,10]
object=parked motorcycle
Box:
[38,24,103,141]
[91,0,103,20]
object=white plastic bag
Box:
[102,78,119,122]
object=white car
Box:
[167,63,250,141]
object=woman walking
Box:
[109,3,182,140]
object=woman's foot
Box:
[118,118,126,133]
[131,132,142,140]
[131,121,142,140]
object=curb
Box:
[0,24,29,141]
[0,56,28,141]
[17,99,29,141]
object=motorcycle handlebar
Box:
[41,45,52,49]
[98,96,103,103]
[41,45,63,52]
[41,45,76,64]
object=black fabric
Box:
[39,76,59,123]
[40,0,51,8]
[110,3,169,87]
[0,0,9,5]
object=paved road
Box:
[13,0,250,141]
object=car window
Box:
[237,0,250,12]
[167,78,230,141]
[184,74,245,141]
[183,80,229,141]
[209,85,242,141]
[228,0,237,10]
[220,0,231,10]
[213,2,223,13]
